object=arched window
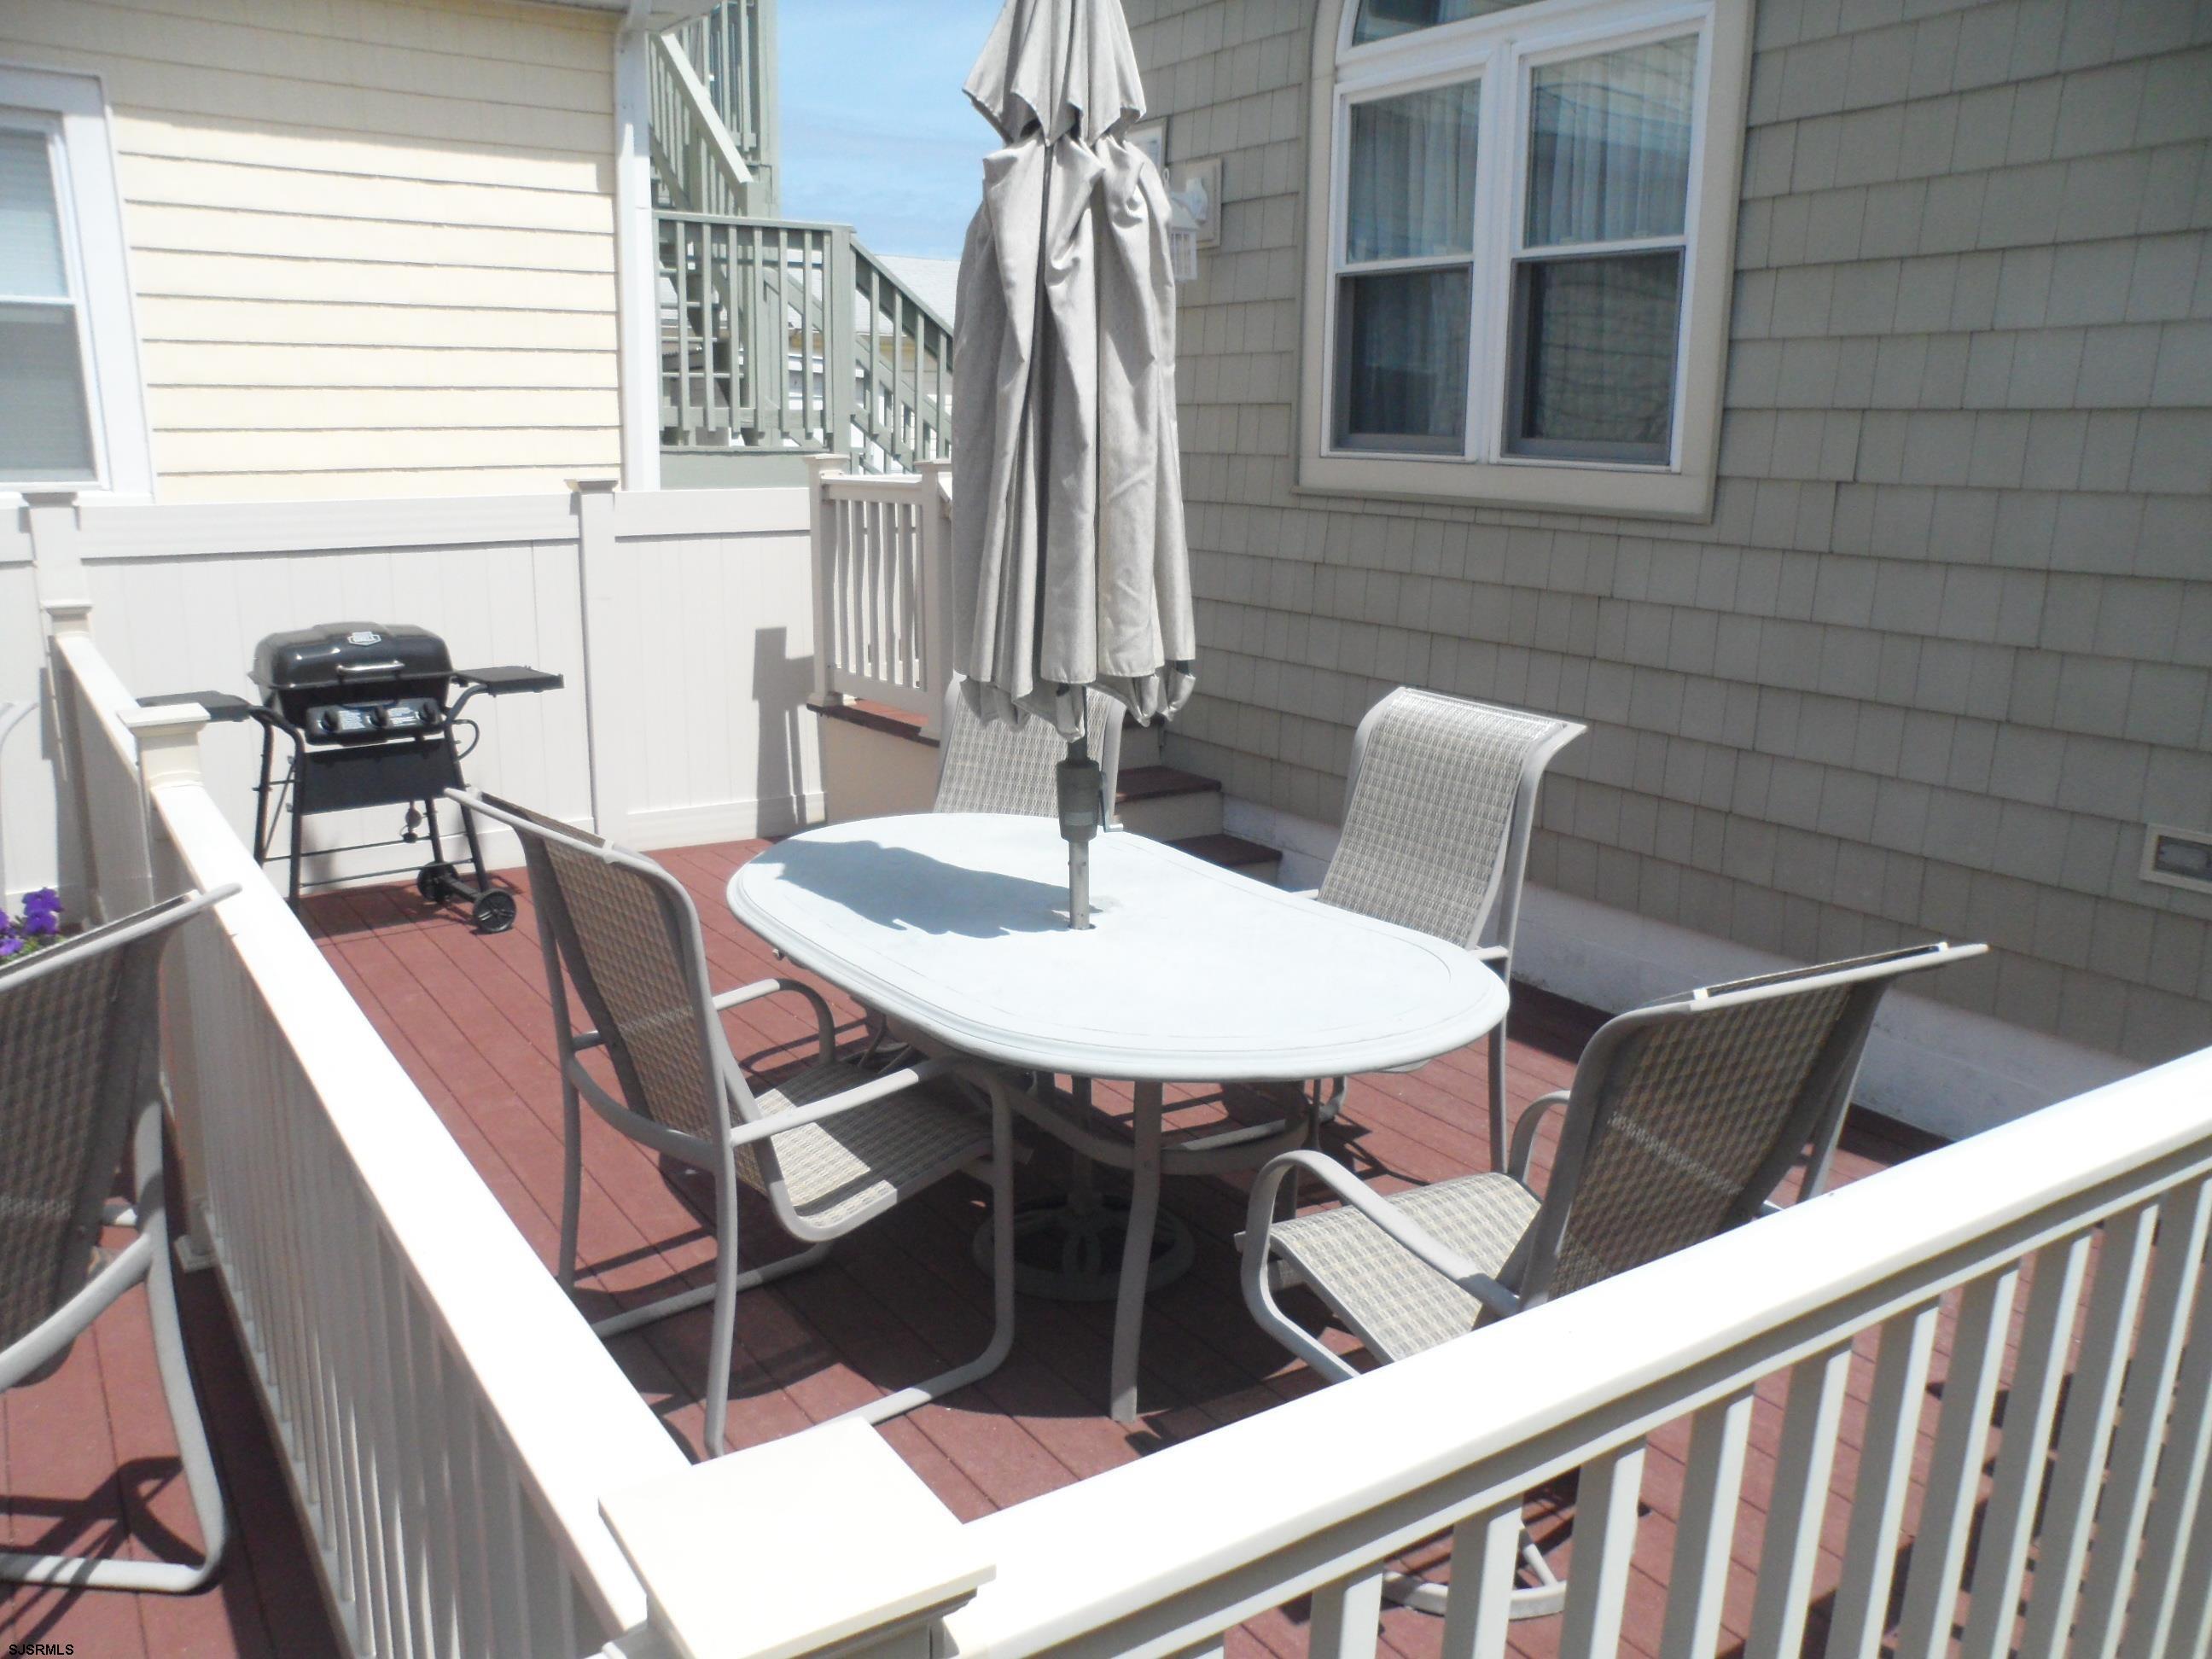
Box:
[1299,0,1752,519]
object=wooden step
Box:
[1167,832,1282,885]
[1115,765,1224,841]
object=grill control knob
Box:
[318,710,339,734]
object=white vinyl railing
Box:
[44,604,689,1658]
[607,1044,2212,1657]
[806,457,953,730]
[44,602,155,922]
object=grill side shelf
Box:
[452,667,564,695]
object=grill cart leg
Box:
[413,795,515,934]
[251,725,276,864]
[286,760,305,905]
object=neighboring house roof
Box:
[872,256,959,329]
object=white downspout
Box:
[613,1,661,492]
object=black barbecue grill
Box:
[154,622,561,931]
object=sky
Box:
[776,1,1007,261]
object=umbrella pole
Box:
[1057,731,1103,929]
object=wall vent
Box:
[2141,824,2212,896]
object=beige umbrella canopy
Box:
[951,0,1196,744]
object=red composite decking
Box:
[8,837,1949,1657]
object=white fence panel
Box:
[600,485,823,846]
[6,486,823,900]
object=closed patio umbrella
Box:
[952,0,1196,926]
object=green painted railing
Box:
[657,211,953,473]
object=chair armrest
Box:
[1508,1090,1569,1183]
[728,1055,961,1149]
[713,976,836,1061]
[1243,1150,1521,1320]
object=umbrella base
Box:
[972,1192,1195,1302]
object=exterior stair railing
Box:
[650,3,953,474]
[656,208,953,473]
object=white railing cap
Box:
[603,1420,993,1659]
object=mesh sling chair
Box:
[933,674,1125,818]
[1241,940,1985,1619]
[1314,688,1585,1170]
[0,885,239,1592]
[453,793,1018,1459]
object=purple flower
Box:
[20,910,56,938]
[0,935,23,959]
[22,888,60,919]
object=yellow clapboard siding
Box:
[9,41,612,156]
[157,463,617,502]
[143,341,620,391]
[4,1,614,116]
[147,384,620,431]
[127,201,617,276]
[139,297,617,352]
[116,153,614,236]
[115,112,611,195]
[131,249,616,314]
[154,425,625,474]
[3,0,626,501]
[103,0,615,74]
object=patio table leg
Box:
[1110,1081,1165,1423]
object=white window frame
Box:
[0,63,153,502]
[1299,0,1751,521]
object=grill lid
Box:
[251,622,452,691]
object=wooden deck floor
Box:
[10,837,1944,1656]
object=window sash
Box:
[0,114,101,489]
[1323,1,1710,473]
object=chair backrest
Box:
[1507,941,1987,1308]
[0,888,226,1352]
[934,677,1126,822]
[461,794,741,1157]
[1318,688,1583,955]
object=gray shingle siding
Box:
[1126,0,2212,1064]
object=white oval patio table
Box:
[728,812,1508,1421]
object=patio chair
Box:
[1314,688,1585,1170]
[934,674,1125,820]
[0,884,238,1592]
[453,791,1018,1459]
[1241,940,1985,1618]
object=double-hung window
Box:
[1301,0,1750,518]
[0,66,151,499]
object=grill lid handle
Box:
[334,659,408,675]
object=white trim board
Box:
[1220,795,2133,1139]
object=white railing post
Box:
[40,597,96,915]
[22,488,86,604]
[123,699,219,1267]
[573,479,633,845]
[806,452,845,710]
[602,1421,993,1659]
[915,458,952,737]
